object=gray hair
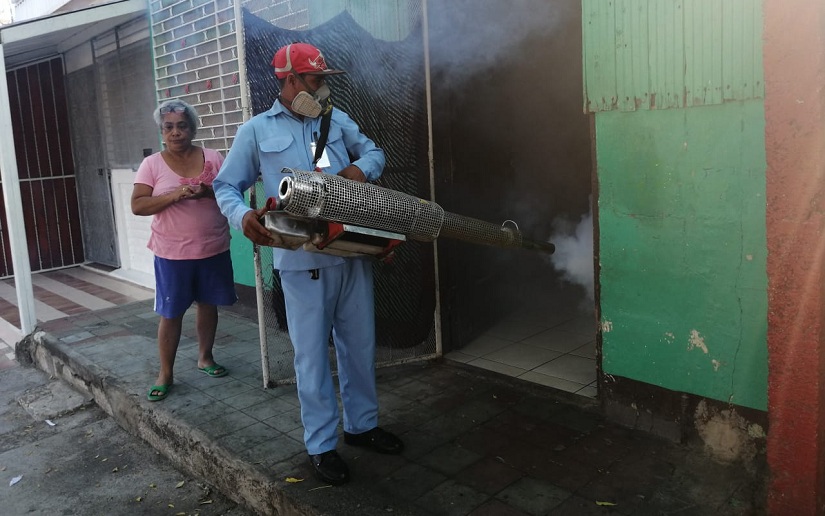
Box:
[153,99,199,137]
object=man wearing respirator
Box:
[214,42,403,486]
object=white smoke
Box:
[426,0,566,85]
[548,205,594,302]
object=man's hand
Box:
[337,165,367,183]
[242,207,276,246]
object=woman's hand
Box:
[189,182,215,200]
[173,185,194,202]
[132,184,193,216]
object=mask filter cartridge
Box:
[290,83,331,118]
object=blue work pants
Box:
[280,259,379,455]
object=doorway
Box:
[428,0,596,395]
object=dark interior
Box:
[427,0,594,350]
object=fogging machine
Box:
[262,169,555,259]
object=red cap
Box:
[271,43,345,79]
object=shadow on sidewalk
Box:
[16,300,765,515]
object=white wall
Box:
[12,0,72,21]
[64,41,93,73]
[12,0,128,21]
[0,0,13,25]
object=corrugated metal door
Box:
[0,57,84,277]
[582,0,764,112]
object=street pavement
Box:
[0,362,252,515]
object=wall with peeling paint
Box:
[597,101,767,410]
[582,0,764,112]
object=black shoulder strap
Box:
[313,108,333,166]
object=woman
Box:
[132,99,237,401]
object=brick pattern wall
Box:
[149,0,308,152]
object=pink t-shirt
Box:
[134,147,230,260]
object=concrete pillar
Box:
[0,45,36,336]
[764,1,825,514]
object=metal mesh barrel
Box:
[278,169,553,254]
[279,170,445,241]
[440,213,522,248]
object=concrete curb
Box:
[17,330,316,516]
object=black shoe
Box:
[344,427,404,455]
[308,450,350,485]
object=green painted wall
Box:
[598,101,767,410]
[230,188,272,288]
[582,0,764,112]
[308,0,420,40]
[229,227,255,286]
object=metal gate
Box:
[0,57,84,277]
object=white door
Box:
[110,169,155,289]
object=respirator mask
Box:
[290,75,331,119]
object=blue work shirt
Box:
[214,100,386,271]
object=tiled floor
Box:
[4,266,598,398]
[0,265,154,364]
[445,287,598,397]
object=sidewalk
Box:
[17,300,765,515]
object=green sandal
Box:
[147,384,171,402]
[198,364,228,378]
